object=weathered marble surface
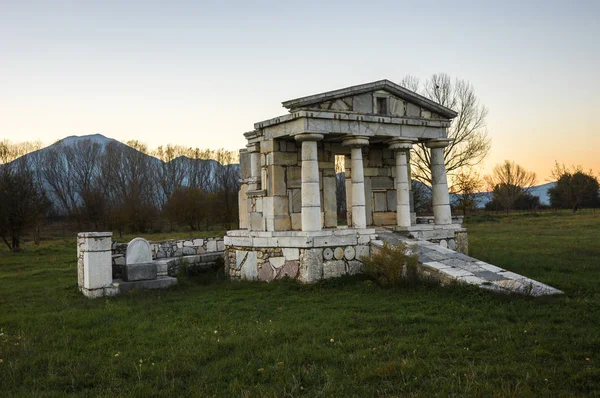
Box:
[375,229,562,297]
[125,238,152,265]
[224,229,373,283]
[77,232,118,299]
[112,237,224,272]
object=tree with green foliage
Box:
[548,163,599,213]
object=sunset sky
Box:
[1,0,598,181]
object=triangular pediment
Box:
[282,79,458,120]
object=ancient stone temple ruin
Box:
[225,80,467,282]
[77,80,563,297]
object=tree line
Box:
[0,139,239,251]
[451,161,600,215]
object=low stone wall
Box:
[224,229,375,283]
[111,237,224,278]
[154,252,224,277]
[112,237,223,263]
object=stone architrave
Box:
[126,237,152,265]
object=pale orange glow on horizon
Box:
[2,2,598,183]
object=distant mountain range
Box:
[12,133,556,208]
[13,133,226,170]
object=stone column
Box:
[389,138,416,228]
[343,136,369,229]
[295,133,324,231]
[77,232,117,299]
[246,143,261,191]
[425,139,453,225]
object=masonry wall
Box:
[111,237,224,271]
[345,143,412,227]
[224,229,375,283]
[240,138,338,232]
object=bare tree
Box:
[184,148,215,192]
[42,144,81,224]
[100,141,158,233]
[0,140,43,165]
[485,160,537,210]
[153,144,188,207]
[399,75,420,92]
[0,158,49,251]
[402,73,491,185]
[212,149,240,227]
[451,168,484,215]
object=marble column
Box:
[295,133,324,231]
[425,139,453,225]
[389,139,416,228]
[246,143,261,191]
[343,136,369,229]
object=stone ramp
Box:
[375,229,562,297]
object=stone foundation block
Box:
[323,260,345,279]
[123,263,157,282]
[299,248,323,283]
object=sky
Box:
[1,0,599,181]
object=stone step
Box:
[113,276,178,294]
[374,229,562,297]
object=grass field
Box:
[1,212,599,396]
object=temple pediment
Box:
[282,79,458,120]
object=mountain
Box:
[528,182,555,206]
[7,133,238,194]
[56,133,117,147]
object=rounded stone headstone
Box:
[333,247,344,260]
[439,239,448,249]
[126,237,152,265]
[323,248,334,260]
[344,246,356,260]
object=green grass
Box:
[1,213,599,397]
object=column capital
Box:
[388,138,417,151]
[342,135,369,147]
[246,142,260,152]
[424,138,453,149]
[295,133,324,142]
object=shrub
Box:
[361,241,419,288]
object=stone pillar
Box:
[389,139,416,228]
[343,136,369,229]
[425,139,453,225]
[247,143,261,191]
[295,133,324,231]
[77,232,117,299]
